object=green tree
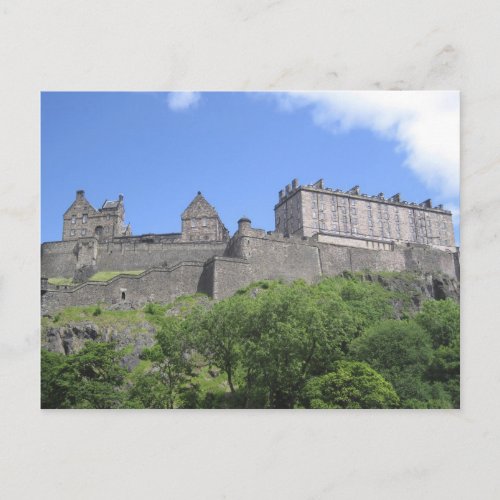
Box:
[415,299,460,407]
[350,319,434,404]
[140,316,195,409]
[241,281,355,408]
[316,276,393,337]
[299,360,400,409]
[415,299,460,348]
[41,349,67,408]
[41,342,127,409]
[195,294,253,394]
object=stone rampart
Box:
[41,238,227,279]
[41,225,460,314]
[41,261,206,315]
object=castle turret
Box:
[237,216,252,236]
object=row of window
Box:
[71,214,111,223]
[69,226,111,237]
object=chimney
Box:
[118,194,124,202]
[420,199,432,208]
[389,193,400,203]
[285,184,292,194]
[279,190,284,200]
[76,190,84,200]
[292,178,299,190]
[377,192,385,200]
[348,185,360,195]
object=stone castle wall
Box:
[41,238,228,279]
[42,226,460,315]
[41,261,207,315]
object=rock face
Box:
[353,271,460,314]
[42,321,156,369]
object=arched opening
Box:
[121,291,126,301]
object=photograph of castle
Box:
[41,91,460,409]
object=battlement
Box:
[277,178,450,213]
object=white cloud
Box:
[273,91,460,198]
[166,92,201,111]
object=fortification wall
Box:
[41,241,79,278]
[96,240,227,271]
[244,235,322,283]
[41,262,206,315]
[211,233,459,301]
[41,239,227,278]
[41,230,460,314]
[207,257,251,299]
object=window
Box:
[342,215,347,223]
[319,222,325,229]
[341,206,346,213]
[312,211,317,219]
[71,215,76,224]
[351,207,356,215]
[191,220,196,228]
[70,229,75,236]
[352,227,358,234]
[202,218,207,227]
[81,229,86,236]
[352,217,358,225]
[106,214,110,221]
[368,219,373,227]
[82,213,88,223]
[351,199,356,206]
[313,221,318,229]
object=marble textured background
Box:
[1,1,500,498]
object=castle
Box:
[41,179,459,315]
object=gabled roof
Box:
[63,194,96,216]
[181,192,219,219]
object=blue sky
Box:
[41,91,459,243]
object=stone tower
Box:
[181,192,229,242]
[62,190,132,242]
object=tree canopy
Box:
[41,273,460,409]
